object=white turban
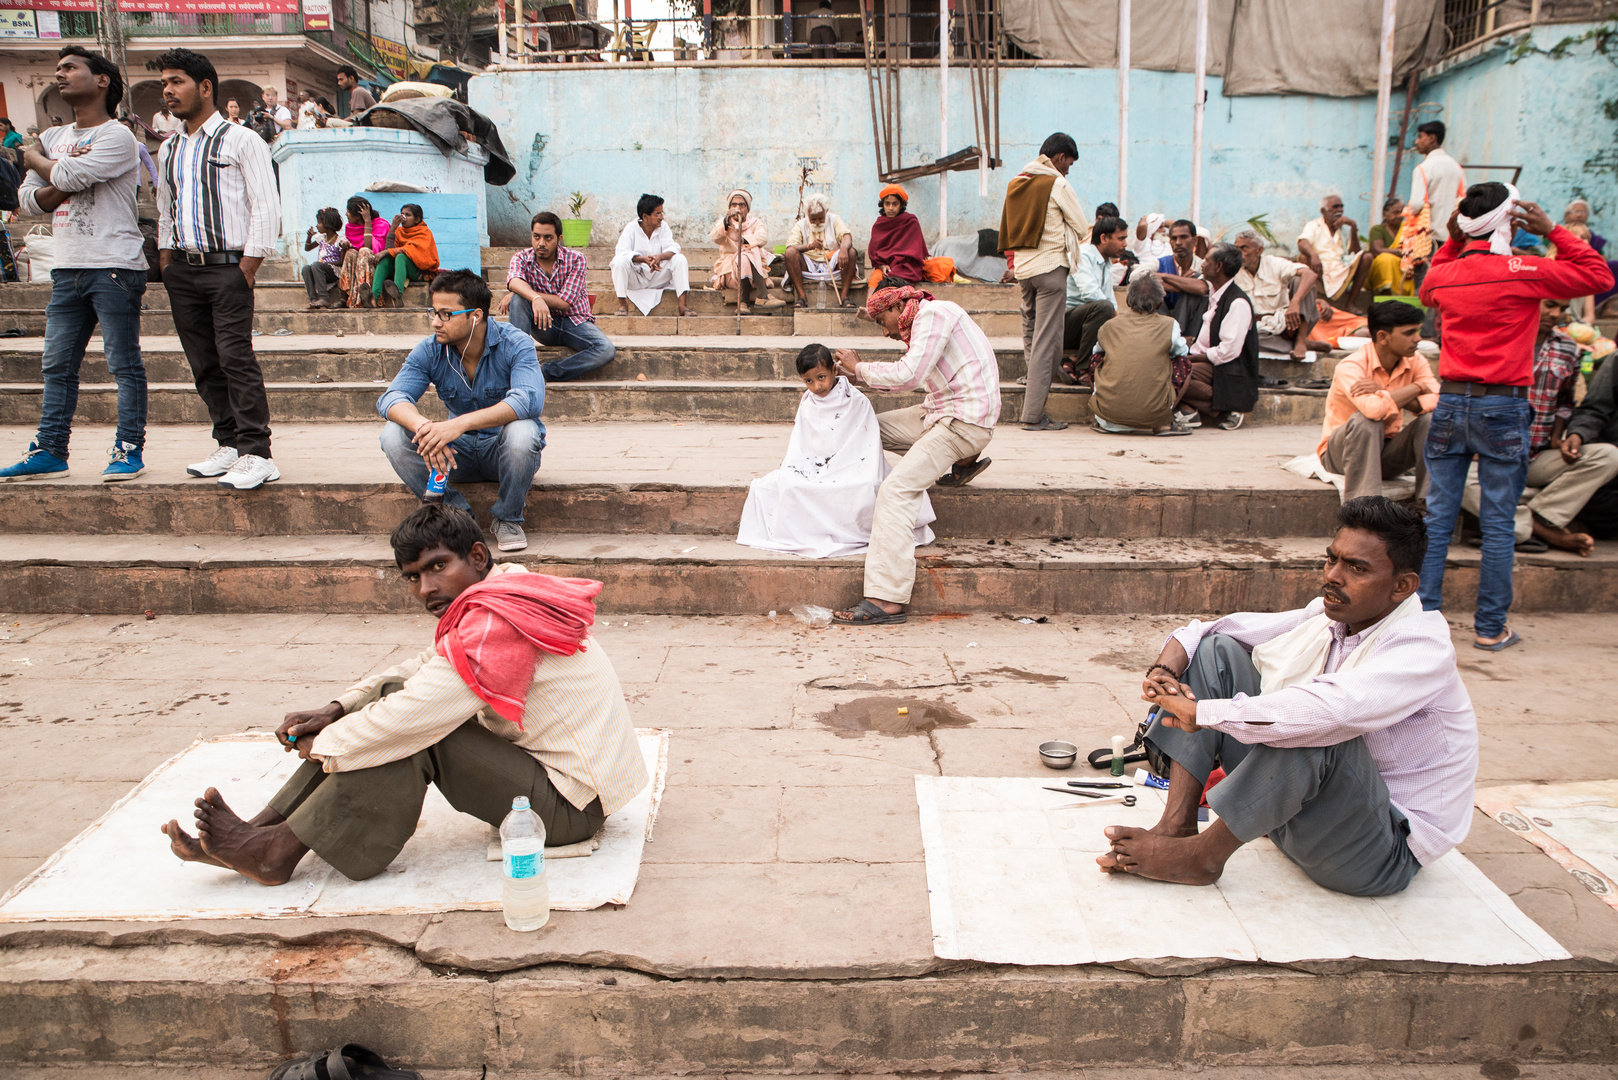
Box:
[1456,182,1519,256]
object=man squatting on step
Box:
[1099,496,1479,896]
[161,505,647,884]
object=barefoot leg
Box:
[162,819,229,868]
[195,787,310,886]
[1532,513,1596,556]
[1097,820,1243,885]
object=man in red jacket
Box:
[1417,183,1614,650]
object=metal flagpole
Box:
[939,0,949,237]
[1117,0,1129,218]
[1371,0,1397,224]
[1190,0,1207,223]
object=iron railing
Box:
[1443,0,1618,55]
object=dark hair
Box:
[337,64,360,80]
[58,45,122,115]
[315,206,342,233]
[1039,132,1078,160]
[1336,496,1427,577]
[636,193,664,219]
[1382,195,1405,212]
[1459,182,1510,225]
[1416,120,1445,145]
[429,268,491,314]
[1095,202,1120,220]
[1169,218,1196,235]
[1092,215,1128,245]
[1367,299,1424,337]
[872,272,906,293]
[1205,242,1242,278]
[531,210,562,233]
[346,195,374,217]
[795,342,835,375]
[401,202,424,221]
[880,191,908,213]
[146,48,216,102]
[390,504,485,568]
[316,96,334,113]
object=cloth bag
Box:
[20,224,53,283]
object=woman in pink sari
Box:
[709,189,783,314]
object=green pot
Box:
[561,219,592,248]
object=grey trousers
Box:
[1320,411,1432,503]
[1256,277,1321,354]
[1144,634,1421,897]
[1018,266,1069,424]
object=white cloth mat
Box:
[0,730,670,922]
[916,776,1569,966]
[1475,779,1618,910]
[1282,452,1415,502]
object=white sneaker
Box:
[491,519,528,552]
[218,454,280,490]
[186,445,239,477]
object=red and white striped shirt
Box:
[855,300,1002,430]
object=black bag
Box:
[247,109,279,144]
[0,153,21,212]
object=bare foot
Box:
[617,303,630,317]
[1095,825,1228,885]
[1533,519,1595,556]
[1475,625,1518,649]
[194,787,308,886]
[161,819,229,869]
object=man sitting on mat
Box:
[161,505,648,885]
[1098,496,1478,896]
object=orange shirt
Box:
[1316,342,1440,456]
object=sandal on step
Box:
[936,457,992,487]
[832,599,908,626]
[268,1043,422,1080]
[1473,630,1521,652]
[1022,416,1069,431]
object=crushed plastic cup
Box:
[790,604,834,628]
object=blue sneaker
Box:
[102,440,145,482]
[0,442,68,482]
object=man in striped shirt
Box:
[149,48,282,491]
[162,505,648,885]
[829,285,1001,625]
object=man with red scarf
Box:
[161,505,648,885]
[829,285,1002,625]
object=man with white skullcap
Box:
[1416,183,1614,652]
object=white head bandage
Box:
[1456,182,1519,256]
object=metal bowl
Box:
[1038,740,1079,770]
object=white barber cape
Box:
[738,376,935,559]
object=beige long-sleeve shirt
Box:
[308,564,649,816]
[1008,156,1089,280]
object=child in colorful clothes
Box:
[301,207,347,309]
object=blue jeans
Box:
[508,293,616,382]
[39,268,147,459]
[380,419,545,525]
[1419,393,1532,637]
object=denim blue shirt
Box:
[377,319,546,442]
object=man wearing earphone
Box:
[378,268,547,553]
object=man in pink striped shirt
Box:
[829,285,1001,625]
[1099,496,1478,896]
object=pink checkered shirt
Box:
[855,300,1002,430]
[1527,331,1580,453]
[1168,597,1479,865]
[506,245,594,325]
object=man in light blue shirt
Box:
[1062,215,1131,382]
[378,269,547,553]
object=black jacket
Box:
[1567,356,1618,446]
[1208,280,1260,413]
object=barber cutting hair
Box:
[1415,182,1613,651]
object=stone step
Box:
[0,379,1329,427]
[0,531,1607,615]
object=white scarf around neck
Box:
[1250,592,1423,695]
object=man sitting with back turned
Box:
[499,210,616,383]
[1100,497,1477,896]
[162,504,648,885]
[378,269,545,554]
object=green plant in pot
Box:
[562,190,592,248]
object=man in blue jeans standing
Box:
[498,210,615,382]
[0,45,146,483]
[1417,184,1613,650]
[378,269,545,553]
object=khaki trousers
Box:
[1018,266,1069,424]
[1461,442,1618,541]
[865,405,993,604]
[268,720,604,881]
[1319,411,1431,503]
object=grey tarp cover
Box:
[356,97,516,186]
[1002,0,1447,98]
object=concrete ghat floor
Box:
[1,611,1616,976]
[3,1068,1616,1080]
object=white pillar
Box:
[939,0,949,237]
[1190,0,1207,224]
[1371,0,1397,222]
[1117,0,1130,218]
[497,0,507,59]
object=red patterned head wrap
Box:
[865,284,934,344]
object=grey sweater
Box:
[18,119,146,271]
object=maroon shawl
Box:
[868,212,929,282]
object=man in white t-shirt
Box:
[260,86,293,135]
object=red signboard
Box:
[25,0,299,11]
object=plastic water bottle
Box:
[423,469,448,503]
[499,796,549,931]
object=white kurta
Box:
[737,376,936,559]
[611,220,691,315]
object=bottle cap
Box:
[512,796,530,810]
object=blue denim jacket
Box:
[377,319,546,440]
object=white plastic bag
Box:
[790,604,833,628]
[20,225,53,283]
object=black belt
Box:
[179,250,245,266]
[1440,380,1529,399]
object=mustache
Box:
[1322,587,1348,603]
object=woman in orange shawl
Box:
[709,188,783,314]
[373,203,440,308]
[866,183,955,293]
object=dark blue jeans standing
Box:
[1419,392,1532,637]
[508,292,616,382]
[38,268,147,459]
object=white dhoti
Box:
[801,249,843,282]
[738,376,934,559]
[610,252,691,316]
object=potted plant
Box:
[562,190,592,248]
